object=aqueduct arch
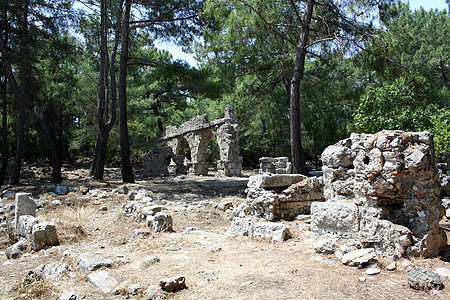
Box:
[157,105,242,176]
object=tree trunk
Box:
[118,0,134,183]
[11,0,30,185]
[0,37,62,183]
[11,102,24,184]
[0,75,7,186]
[290,0,314,175]
[91,0,120,180]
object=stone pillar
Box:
[14,193,36,229]
[217,122,242,176]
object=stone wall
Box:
[311,130,447,258]
[234,174,324,221]
[259,157,292,174]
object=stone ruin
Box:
[142,105,242,177]
[259,157,292,174]
[311,130,447,258]
[234,174,324,221]
[231,130,447,257]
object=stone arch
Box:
[155,105,242,176]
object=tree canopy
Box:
[0,0,448,184]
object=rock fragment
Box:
[159,275,187,292]
[407,267,444,291]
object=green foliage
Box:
[430,108,450,154]
[354,77,439,133]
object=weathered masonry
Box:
[156,105,242,176]
[312,130,447,258]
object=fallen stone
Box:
[35,262,67,279]
[365,267,381,275]
[385,262,397,271]
[58,290,81,300]
[55,186,69,196]
[31,222,59,251]
[251,222,292,242]
[435,268,450,278]
[87,270,118,293]
[149,212,173,232]
[227,217,254,237]
[127,283,142,296]
[76,253,114,273]
[342,248,376,266]
[17,215,39,238]
[407,267,444,291]
[227,217,291,242]
[14,193,36,229]
[159,275,187,292]
[141,205,163,217]
[314,239,338,254]
[5,240,27,259]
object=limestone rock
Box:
[159,275,187,292]
[31,222,59,251]
[149,212,173,232]
[17,215,39,238]
[252,222,292,242]
[365,267,381,275]
[5,240,27,259]
[87,270,118,293]
[127,283,142,296]
[58,290,81,300]
[14,193,36,229]
[227,217,291,242]
[76,253,114,273]
[314,239,338,254]
[342,248,376,266]
[407,267,444,291]
[248,174,306,189]
[35,262,67,279]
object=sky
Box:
[158,0,449,68]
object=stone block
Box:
[87,270,118,293]
[248,174,307,189]
[31,222,60,251]
[251,222,292,242]
[77,252,114,273]
[17,215,39,238]
[14,193,36,229]
[311,202,359,235]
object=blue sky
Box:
[408,0,448,11]
[159,0,449,67]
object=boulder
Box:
[159,275,187,292]
[227,217,291,242]
[76,252,114,273]
[5,240,27,259]
[407,267,444,291]
[31,222,59,251]
[149,212,173,232]
[87,270,118,293]
[17,215,39,238]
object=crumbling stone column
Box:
[216,105,242,176]
[312,130,447,258]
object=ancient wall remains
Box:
[311,130,447,258]
[259,157,292,174]
[234,174,324,221]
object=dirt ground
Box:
[1,165,450,299]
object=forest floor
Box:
[1,164,450,299]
